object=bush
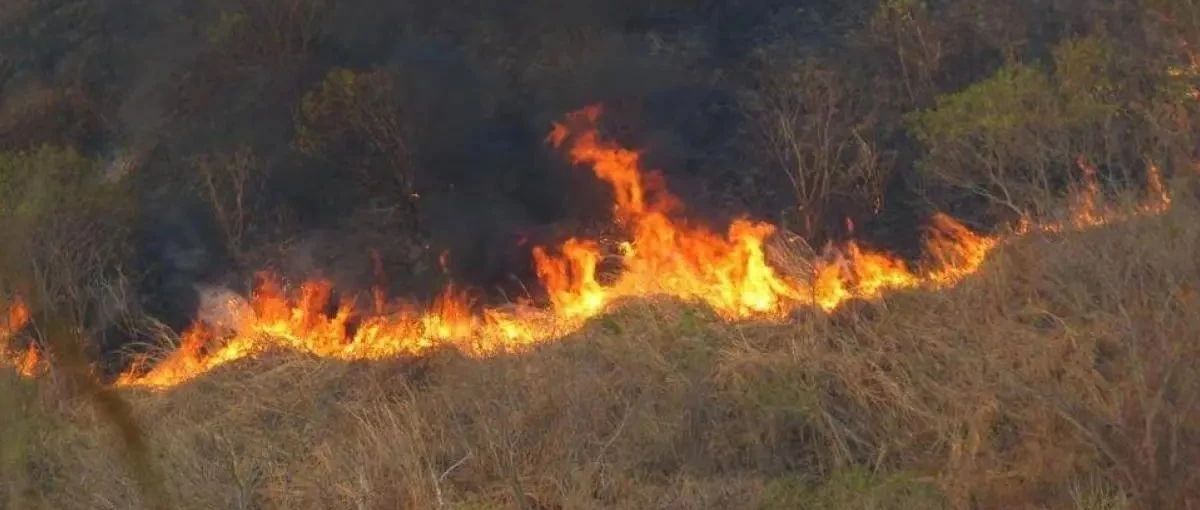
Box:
[193,146,263,261]
[295,68,417,215]
[0,146,135,336]
[206,0,329,64]
[907,37,1127,218]
[744,55,889,238]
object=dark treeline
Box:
[1,0,1198,363]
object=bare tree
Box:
[196,146,260,259]
[746,58,887,237]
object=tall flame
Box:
[536,105,802,318]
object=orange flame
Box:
[532,238,606,319]
[537,106,801,318]
[112,106,1175,390]
[15,343,41,377]
[2,297,39,377]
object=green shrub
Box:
[907,37,1127,217]
[761,468,946,510]
[0,146,134,330]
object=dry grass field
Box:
[3,182,1198,510]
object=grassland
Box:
[3,187,1200,510]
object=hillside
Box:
[4,1,1200,509]
[4,184,1199,509]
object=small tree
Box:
[907,37,1123,218]
[0,146,135,338]
[746,57,888,237]
[195,146,261,260]
[295,68,420,231]
[207,0,329,64]
[865,0,947,107]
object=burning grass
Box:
[101,106,1099,391]
[3,185,1200,509]
[0,106,1194,508]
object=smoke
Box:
[193,284,254,335]
[0,0,905,358]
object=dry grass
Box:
[4,188,1200,509]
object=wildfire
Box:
[0,105,1164,389]
[1015,157,1176,235]
[1,296,40,377]
[536,106,803,318]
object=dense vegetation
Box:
[2,0,1200,508]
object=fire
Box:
[1017,157,1175,235]
[15,343,41,378]
[5,296,30,334]
[1073,155,1105,227]
[532,238,607,319]
[537,106,802,318]
[923,213,998,285]
[105,106,1175,390]
[1144,163,1172,213]
[2,296,39,377]
[802,213,994,312]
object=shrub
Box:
[193,146,263,261]
[206,0,329,64]
[907,37,1126,218]
[296,69,414,195]
[0,146,135,335]
[744,56,889,237]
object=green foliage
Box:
[294,68,377,158]
[1054,37,1121,123]
[906,36,1132,216]
[205,0,329,62]
[294,66,438,238]
[0,145,107,217]
[205,10,248,45]
[0,146,134,322]
[909,64,1058,142]
[761,468,946,510]
[909,37,1119,151]
[737,362,820,420]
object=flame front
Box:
[100,107,1172,389]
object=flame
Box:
[536,106,802,318]
[2,297,38,377]
[532,238,606,319]
[1016,157,1175,235]
[1144,163,1172,213]
[5,296,30,333]
[923,213,999,284]
[1072,155,1105,227]
[15,343,40,377]
[109,106,1176,390]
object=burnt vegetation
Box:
[3,0,1200,508]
